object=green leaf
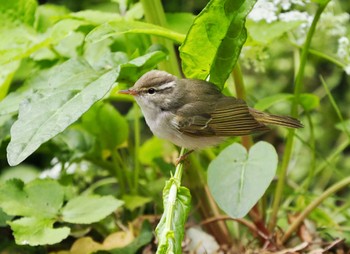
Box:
[69,10,120,25]
[208,141,278,218]
[179,0,257,89]
[155,179,191,254]
[300,93,320,111]
[165,13,195,35]
[9,217,70,246]
[254,93,319,111]
[82,102,128,150]
[7,59,119,166]
[247,20,303,44]
[139,137,175,165]
[0,61,20,100]
[0,0,37,26]
[61,195,124,224]
[0,165,39,183]
[254,93,293,111]
[0,207,13,227]
[118,51,167,81]
[122,195,152,211]
[86,19,185,45]
[335,119,350,133]
[0,179,64,218]
[51,126,95,162]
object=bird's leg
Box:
[175,149,194,166]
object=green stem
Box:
[281,176,350,243]
[160,148,186,237]
[232,64,253,148]
[140,0,181,76]
[320,75,350,139]
[112,151,126,195]
[133,105,141,194]
[268,1,330,231]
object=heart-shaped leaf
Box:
[208,141,277,218]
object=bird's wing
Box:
[174,97,269,137]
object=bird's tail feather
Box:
[249,108,303,129]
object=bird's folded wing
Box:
[175,97,269,137]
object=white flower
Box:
[248,0,278,23]
[278,10,311,23]
[337,36,350,59]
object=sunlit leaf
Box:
[179,0,257,89]
[300,93,320,111]
[208,142,277,218]
[0,179,64,218]
[82,102,129,151]
[61,195,124,224]
[122,195,152,211]
[9,217,70,246]
[7,59,119,166]
[86,19,185,45]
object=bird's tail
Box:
[249,108,303,129]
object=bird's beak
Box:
[119,89,138,96]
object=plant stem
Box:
[282,176,350,243]
[161,148,186,236]
[133,105,141,194]
[140,0,181,76]
[232,63,253,148]
[112,151,126,195]
[268,1,330,231]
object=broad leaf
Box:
[122,195,152,211]
[179,0,257,89]
[7,59,119,166]
[0,0,37,26]
[82,102,128,151]
[0,179,64,218]
[61,195,124,224]
[208,142,277,218]
[86,20,185,45]
[9,217,70,246]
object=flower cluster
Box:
[248,0,311,24]
[337,37,350,75]
[244,0,350,75]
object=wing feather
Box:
[175,96,269,137]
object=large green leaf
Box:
[0,0,37,26]
[179,0,257,89]
[208,142,277,218]
[61,195,124,224]
[86,19,185,45]
[82,102,128,151]
[9,217,70,246]
[0,179,64,218]
[7,59,119,166]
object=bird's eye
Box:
[147,88,156,94]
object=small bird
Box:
[119,70,302,151]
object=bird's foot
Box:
[175,150,194,166]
